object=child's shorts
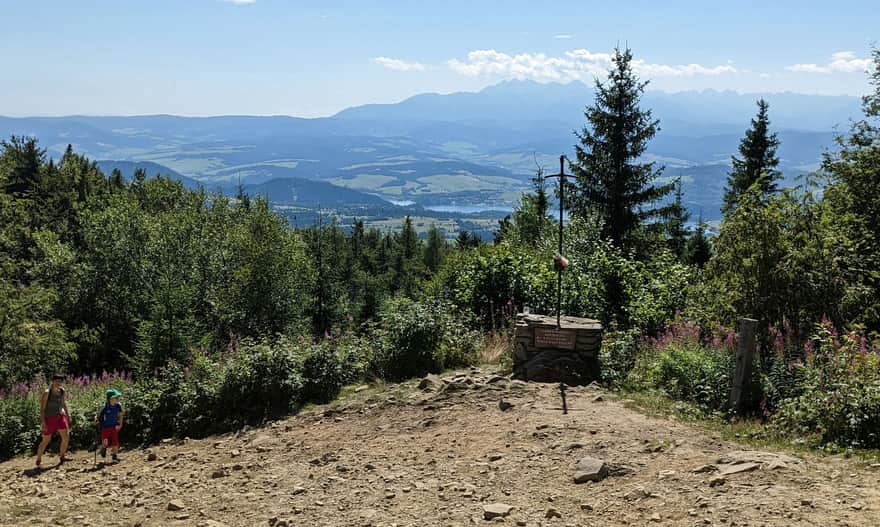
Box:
[42,415,69,436]
[101,426,120,447]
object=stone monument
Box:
[511,155,604,385]
[513,313,602,385]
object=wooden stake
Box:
[729,318,758,414]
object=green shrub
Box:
[215,338,304,428]
[122,365,185,443]
[430,219,693,335]
[0,393,40,460]
[599,328,641,387]
[428,244,541,331]
[175,354,225,437]
[301,338,365,403]
[0,374,133,459]
[626,316,734,411]
[369,298,479,380]
[771,326,880,448]
[647,345,733,411]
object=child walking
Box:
[96,388,124,462]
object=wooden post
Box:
[729,318,758,414]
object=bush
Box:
[174,354,225,438]
[0,334,370,460]
[369,298,479,380]
[599,328,641,387]
[215,338,304,428]
[646,345,734,411]
[301,338,365,403]
[625,317,735,412]
[428,244,541,331]
[0,392,40,460]
[771,324,880,448]
[430,219,693,335]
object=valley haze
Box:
[0,81,862,232]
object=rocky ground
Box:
[2,367,880,527]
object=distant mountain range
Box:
[0,81,864,220]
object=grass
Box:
[479,331,513,367]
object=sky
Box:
[1,0,877,117]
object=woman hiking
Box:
[35,374,71,467]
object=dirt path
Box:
[2,368,880,527]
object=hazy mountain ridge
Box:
[0,82,861,219]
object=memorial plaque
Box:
[535,327,577,350]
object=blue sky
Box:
[1,0,876,117]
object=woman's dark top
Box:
[44,388,65,417]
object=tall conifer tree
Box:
[570,46,672,251]
[722,99,781,214]
[666,177,691,260]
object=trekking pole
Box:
[94,421,101,466]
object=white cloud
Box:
[553,34,574,39]
[373,57,426,72]
[221,0,256,4]
[448,48,737,82]
[785,51,870,74]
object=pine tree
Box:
[686,213,712,268]
[666,177,691,260]
[109,168,125,190]
[455,230,481,250]
[392,216,422,297]
[398,216,419,260]
[570,46,672,250]
[722,99,781,214]
[511,167,553,245]
[423,224,447,274]
[0,136,44,196]
[494,215,513,244]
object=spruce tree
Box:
[511,167,553,245]
[455,230,479,249]
[494,215,513,244]
[393,216,422,297]
[722,99,781,214]
[0,135,44,196]
[423,224,447,273]
[666,177,691,260]
[570,46,672,251]
[686,213,712,268]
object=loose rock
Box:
[574,456,608,483]
[483,503,514,520]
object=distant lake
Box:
[424,204,513,214]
